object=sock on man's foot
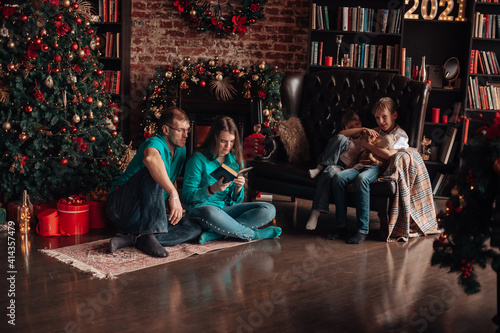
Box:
[305,210,321,230]
[199,230,224,244]
[327,228,347,240]
[251,226,282,240]
[346,232,367,244]
[136,234,169,257]
[109,234,133,253]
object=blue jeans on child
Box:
[332,164,381,234]
[312,135,349,212]
[106,167,202,246]
[187,202,276,241]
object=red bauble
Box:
[20,14,28,21]
[60,158,68,166]
[75,17,82,24]
[263,121,270,128]
[60,127,67,133]
[70,42,79,51]
[53,67,60,73]
[111,130,118,137]
[494,157,500,174]
[41,44,49,52]
[87,28,94,34]
[34,38,42,45]
[89,135,96,142]
[53,54,62,62]
[85,96,93,104]
[53,42,59,49]
[232,68,239,74]
[102,161,109,166]
[55,14,63,21]
[199,80,206,87]
[72,3,79,10]
[96,69,103,76]
[25,106,33,113]
[92,80,99,88]
[70,126,77,134]
[19,133,27,141]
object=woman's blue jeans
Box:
[331,165,381,234]
[187,202,276,241]
[106,167,202,246]
[312,135,348,212]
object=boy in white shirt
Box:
[331,97,408,244]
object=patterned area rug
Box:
[40,238,252,279]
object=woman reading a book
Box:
[182,116,282,244]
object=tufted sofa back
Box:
[280,70,430,163]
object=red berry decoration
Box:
[87,28,94,34]
[60,158,68,166]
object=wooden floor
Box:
[2,196,498,333]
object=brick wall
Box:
[128,0,310,143]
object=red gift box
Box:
[57,202,90,235]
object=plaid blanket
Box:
[381,148,440,242]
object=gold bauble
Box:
[216,74,223,81]
[259,62,266,70]
[112,115,120,123]
[165,71,172,79]
[7,40,15,49]
[263,108,270,117]
[72,114,81,123]
[62,0,71,7]
[78,49,85,58]
[66,53,74,61]
[45,75,54,88]
[190,9,197,16]
[2,121,11,131]
[96,100,103,108]
[89,135,96,142]
[208,60,215,66]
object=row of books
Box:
[476,0,500,3]
[311,3,331,30]
[99,32,121,58]
[469,49,500,74]
[91,0,120,23]
[473,12,500,39]
[468,77,500,110]
[432,172,456,197]
[103,70,121,95]
[336,7,402,34]
[310,42,400,70]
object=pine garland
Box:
[431,111,500,294]
[142,58,283,140]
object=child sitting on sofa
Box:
[330,97,409,244]
[306,109,378,230]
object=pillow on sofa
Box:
[277,117,310,163]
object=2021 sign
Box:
[404,0,467,21]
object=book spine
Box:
[311,3,316,29]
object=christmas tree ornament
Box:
[252,74,259,81]
[232,68,239,74]
[494,157,500,174]
[216,73,223,81]
[199,80,206,87]
[190,9,197,16]
[7,63,16,71]
[60,127,67,133]
[90,39,96,50]
[96,69,103,76]
[0,25,9,38]
[7,40,15,49]
[112,115,119,123]
[53,42,59,49]
[85,96,93,104]
[106,148,113,155]
[72,114,81,123]
[82,114,87,120]
[263,109,270,117]
[45,75,54,88]
[72,3,79,10]
[208,60,215,66]
[70,42,79,51]
[53,54,62,62]
[259,62,266,70]
[66,73,77,85]
[40,28,47,36]
[25,106,33,113]
[69,126,77,134]
[184,56,191,63]
[2,121,11,131]
[20,14,28,21]
[36,18,45,28]
[88,135,96,142]
[88,110,94,119]
[66,52,74,61]
[165,71,172,78]
[75,17,82,25]
[78,49,85,58]
[62,0,71,7]
[60,158,68,165]
[19,132,27,141]
[34,38,42,46]
[111,130,118,137]
[96,100,103,108]
[41,44,49,52]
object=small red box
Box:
[57,202,90,235]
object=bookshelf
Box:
[465,1,500,143]
[307,1,404,73]
[90,0,131,143]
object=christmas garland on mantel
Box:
[173,0,267,37]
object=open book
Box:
[210,164,253,183]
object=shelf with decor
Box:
[464,1,500,144]
[401,0,471,192]
[307,0,404,73]
[89,0,131,143]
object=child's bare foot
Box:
[306,210,320,230]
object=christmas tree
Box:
[0,0,126,202]
[432,111,500,294]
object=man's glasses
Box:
[167,125,192,134]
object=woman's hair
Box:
[341,109,360,128]
[199,116,244,167]
[372,97,397,114]
[158,106,189,128]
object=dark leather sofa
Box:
[247,69,431,229]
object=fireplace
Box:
[178,84,262,159]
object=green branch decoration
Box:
[431,111,500,294]
[173,0,267,38]
[142,57,283,140]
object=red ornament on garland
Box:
[494,157,500,174]
[199,80,206,87]
[60,158,68,166]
